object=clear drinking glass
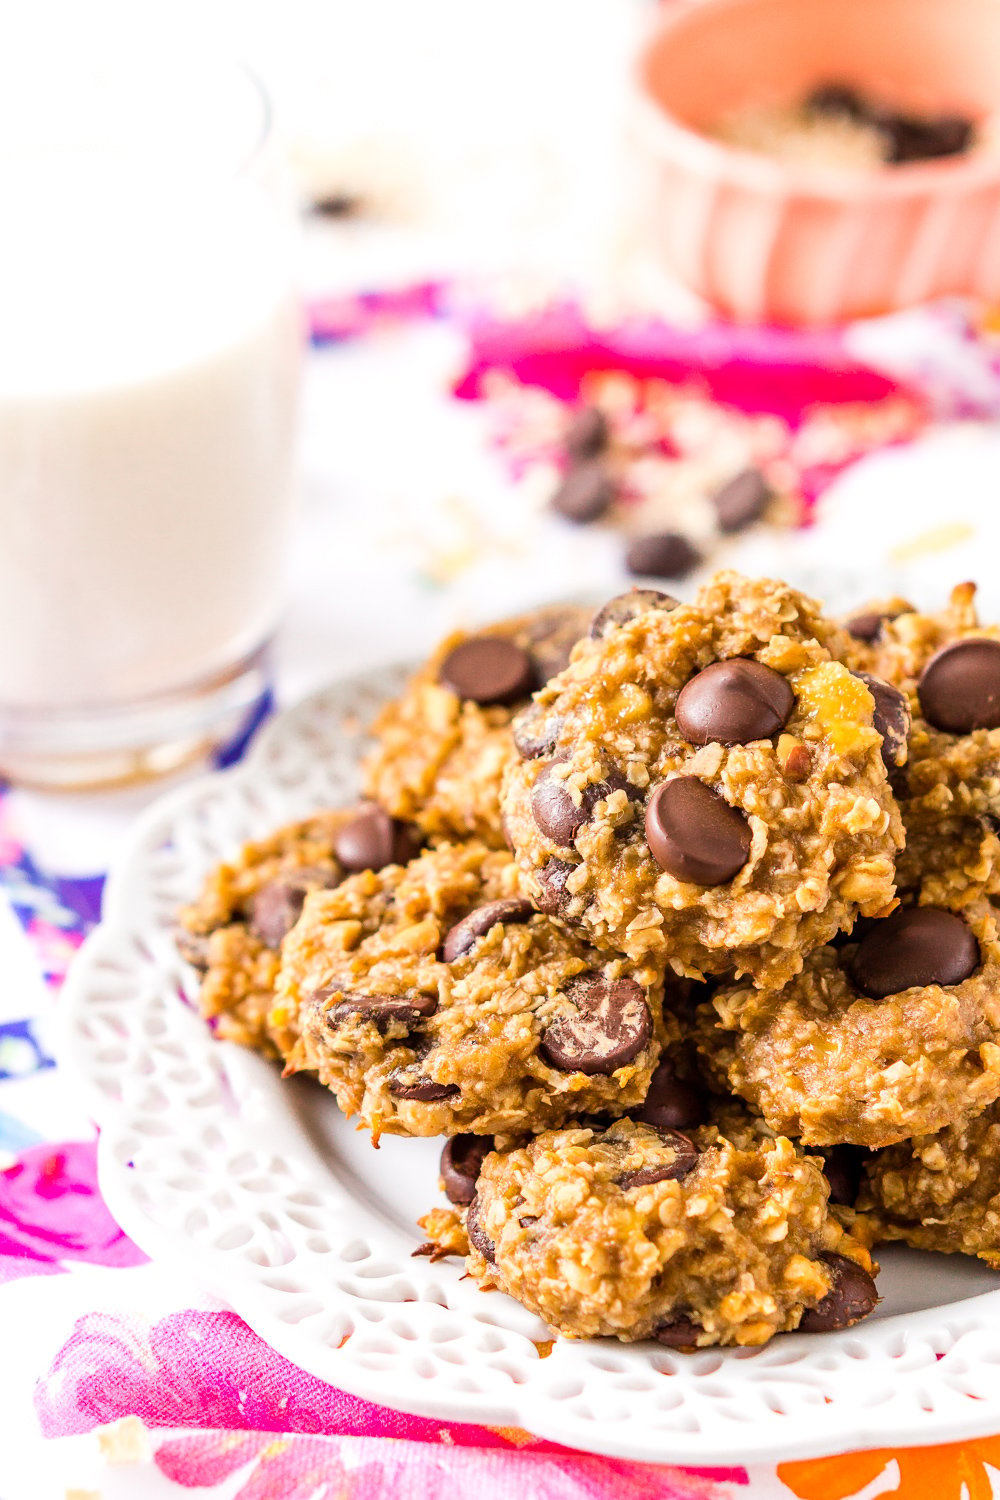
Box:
[0,39,302,787]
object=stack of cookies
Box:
[178,572,1000,1350]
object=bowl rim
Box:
[633,0,1000,203]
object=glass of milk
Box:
[0,31,302,787]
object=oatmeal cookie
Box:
[275,841,669,1139]
[869,583,1000,905]
[362,603,593,848]
[695,899,1000,1147]
[501,573,902,985]
[457,1119,878,1346]
[858,1103,1000,1266]
[177,803,419,1054]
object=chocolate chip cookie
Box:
[857,1102,1000,1266]
[695,899,1000,1147]
[275,841,669,1139]
[177,804,419,1054]
[363,604,593,849]
[457,1119,878,1346]
[868,583,1000,907]
[501,573,902,986]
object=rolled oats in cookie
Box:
[177,805,418,1055]
[455,1119,877,1346]
[363,604,593,848]
[275,841,669,1139]
[870,583,1000,906]
[857,1102,1000,1267]
[695,898,1000,1147]
[501,571,902,985]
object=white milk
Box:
[0,43,301,723]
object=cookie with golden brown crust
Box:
[501,572,902,987]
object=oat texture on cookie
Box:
[695,898,1000,1147]
[459,1119,877,1346]
[363,603,593,848]
[501,572,902,986]
[177,804,419,1054]
[274,841,668,1139]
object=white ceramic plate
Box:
[59,663,1000,1465]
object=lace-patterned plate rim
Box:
[57,657,1000,1466]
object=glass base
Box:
[0,644,272,791]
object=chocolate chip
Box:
[531,763,637,846]
[590,589,681,638]
[440,1135,491,1205]
[521,609,586,682]
[332,804,421,874]
[799,1253,878,1332]
[311,191,362,218]
[711,467,772,533]
[856,672,910,769]
[442,898,535,962]
[845,608,904,644]
[551,459,616,524]
[466,1194,495,1263]
[880,111,973,164]
[512,702,563,759]
[540,972,652,1075]
[249,866,338,948]
[917,638,1000,733]
[625,532,701,581]
[387,1071,459,1101]
[654,1316,703,1349]
[440,637,537,706]
[822,1145,866,1208]
[675,659,793,746]
[849,906,979,998]
[535,858,577,914]
[806,83,866,120]
[565,405,609,461]
[323,989,438,1031]
[620,1130,697,1190]
[176,926,212,971]
[645,778,751,885]
[637,1059,709,1131]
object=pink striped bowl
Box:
[635,0,1000,326]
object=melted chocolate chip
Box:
[855,672,910,770]
[645,778,751,885]
[654,1316,703,1349]
[551,460,616,524]
[466,1194,495,1263]
[387,1071,460,1102]
[880,111,973,164]
[176,926,212,972]
[535,858,577,914]
[590,588,681,639]
[845,608,904,644]
[675,659,794,746]
[324,990,439,1031]
[807,83,867,120]
[442,899,535,963]
[848,906,979,999]
[512,702,563,760]
[440,637,537,706]
[619,1129,697,1190]
[440,1135,491,1206]
[711,467,772,533]
[332,805,421,874]
[540,973,652,1075]
[565,405,609,461]
[637,1059,709,1131]
[799,1253,878,1332]
[531,763,637,846]
[625,532,701,581]
[917,638,1000,733]
[249,866,339,948]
